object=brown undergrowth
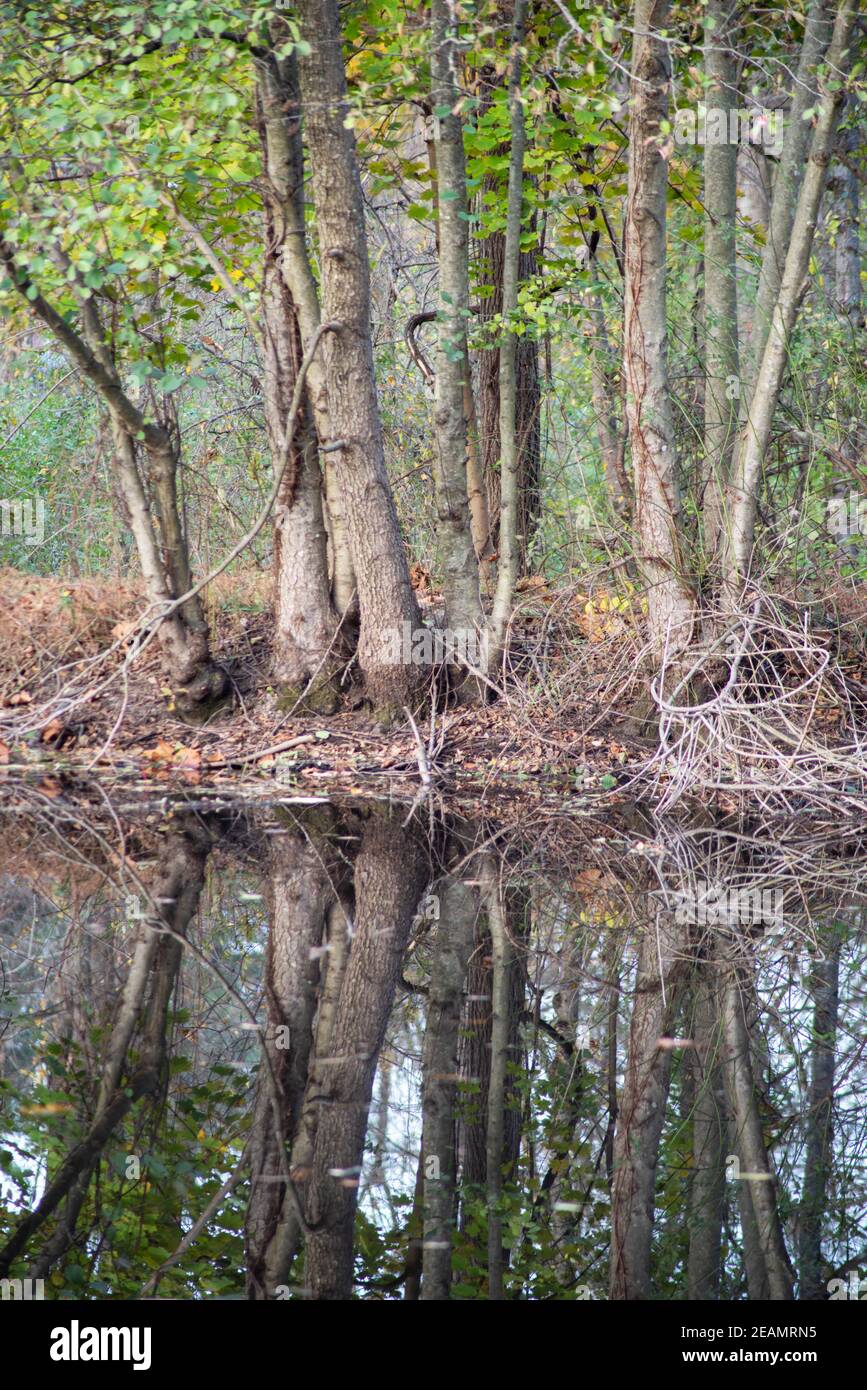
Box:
[0,569,865,817]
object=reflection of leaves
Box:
[140,742,201,782]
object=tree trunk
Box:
[702,0,740,564]
[720,967,794,1300]
[303,812,427,1299]
[586,256,630,520]
[489,0,529,669]
[477,232,542,569]
[256,48,347,705]
[0,821,210,1279]
[420,866,479,1299]
[245,821,337,1299]
[749,0,835,386]
[474,12,542,576]
[0,237,226,711]
[623,0,695,668]
[735,144,771,359]
[832,121,862,329]
[798,938,840,1300]
[724,0,857,592]
[429,1,485,672]
[687,973,726,1299]
[463,351,495,586]
[295,0,422,716]
[480,856,512,1299]
[256,40,358,626]
[609,910,686,1300]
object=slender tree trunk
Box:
[474,19,542,576]
[702,0,740,564]
[256,41,358,625]
[609,910,686,1300]
[489,0,528,668]
[255,49,346,703]
[735,144,771,359]
[586,256,630,520]
[623,0,696,668]
[833,122,862,329]
[420,869,479,1299]
[245,823,336,1299]
[749,0,835,386]
[275,895,352,1282]
[429,1,484,671]
[687,973,726,1299]
[0,822,210,1279]
[798,939,840,1299]
[295,0,422,715]
[724,0,857,592]
[463,353,495,585]
[404,1146,425,1301]
[480,856,512,1300]
[720,968,793,1300]
[0,238,225,709]
[476,230,542,569]
[459,894,524,1196]
[303,813,427,1299]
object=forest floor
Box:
[1,568,865,818]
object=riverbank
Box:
[1,569,865,818]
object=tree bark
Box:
[609,910,686,1300]
[724,0,857,592]
[480,856,513,1299]
[749,0,835,386]
[489,0,529,669]
[798,938,840,1300]
[586,256,630,520]
[429,1,485,670]
[295,0,422,715]
[0,821,210,1279]
[245,821,337,1299]
[255,48,347,704]
[256,40,358,626]
[0,237,226,709]
[623,0,696,668]
[303,812,427,1299]
[687,973,726,1299]
[702,0,740,564]
[720,967,794,1300]
[420,866,479,1299]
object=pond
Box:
[0,787,864,1303]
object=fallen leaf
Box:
[142,740,176,764]
[172,745,201,769]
